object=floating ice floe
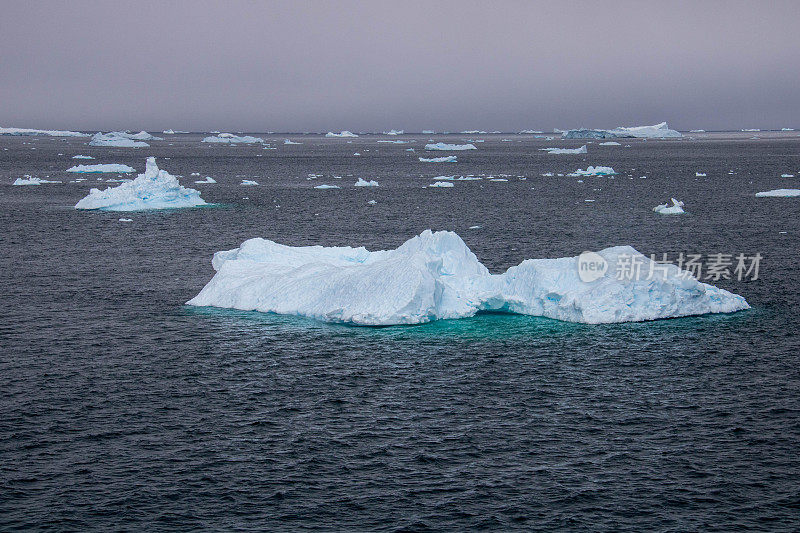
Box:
[66,163,135,173]
[1,126,88,137]
[425,143,477,151]
[186,230,749,326]
[325,131,358,138]
[13,176,61,185]
[519,130,544,134]
[118,218,133,222]
[781,128,795,131]
[314,184,341,189]
[367,199,377,204]
[541,145,587,154]
[690,129,706,133]
[240,180,259,186]
[377,140,408,144]
[89,132,152,147]
[563,122,681,139]
[755,189,800,197]
[353,152,361,156]
[568,166,617,176]
[780,174,794,178]
[284,139,302,145]
[429,181,454,188]
[599,141,621,146]
[383,129,403,135]
[653,198,685,215]
[695,172,707,177]
[742,129,760,132]
[72,155,94,159]
[195,177,217,184]
[419,156,457,163]
[74,157,206,211]
[203,133,264,144]
[354,178,379,187]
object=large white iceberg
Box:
[1,126,88,137]
[66,163,135,173]
[202,133,264,144]
[89,132,150,147]
[563,122,681,139]
[329,130,359,138]
[419,156,457,163]
[653,198,685,215]
[187,230,749,326]
[425,143,477,151]
[541,145,587,154]
[75,157,206,211]
[755,189,800,197]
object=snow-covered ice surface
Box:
[425,143,477,151]
[354,178,379,187]
[75,157,207,211]
[653,198,685,215]
[568,166,617,176]
[541,145,587,154]
[13,176,61,185]
[66,164,136,173]
[419,156,457,163]
[89,132,150,147]
[187,230,749,326]
[755,189,800,197]
[1,126,88,137]
[203,133,264,144]
[325,131,358,138]
[563,122,681,139]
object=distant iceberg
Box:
[519,130,544,134]
[284,139,302,145]
[314,184,340,189]
[541,145,587,154]
[696,172,707,177]
[383,129,404,135]
[1,126,88,137]
[89,132,151,147]
[755,189,800,197]
[72,155,95,159]
[425,143,477,151]
[325,131,358,138]
[429,181,454,188]
[203,133,264,144]
[568,166,617,176]
[690,129,706,133]
[13,176,61,185]
[653,198,685,215]
[461,130,486,134]
[563,122,681,139]
[195,177,217,184]
[187,230,749,326]
[66,163,135,173]
[599,141,621,146]
[781,128,795,131]
[240,180,259,186]
[419,156,457,163]
[75,157,206,211]
[354,178,379,187]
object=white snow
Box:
[1,126,88,137]
[203,133,264,144]
[314,184,341,189]
[354,178,379,187]
[195,177,217,184]
[13,176,61,185]
[187,230,749,326]
[74,157,206,211]
[755,189,800,197]
[568,166,617,176]
[419,156,457,163]
[541,145,587,154]
[240,180,259,186]
[66,163,136,173]
[429,181,454,188]
[653,198,685,215]
[72,155,95,159]
[325,131,358,138]
[89,132,150,147]
[425,143,477,151]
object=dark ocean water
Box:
[1,132,799,531]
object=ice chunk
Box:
[425,143,477,151]
[1,126,88,137]
[690,129,706,133]
[240,180,259,186]
[354,178,379,187]
[89,132,150,147]
[314,184,340,189]
[599,141,621,146]
[653,198,685,215]
[203,133,264,144]
[66,164,135,173]
[541,145,587,154]
[568,166,617,176]
[284,139,302,144]
[118,218,133,222]
[383,129,404,135]
[419,156,457,163]
[72,155,95,159]
[429,181,454,188]
[325,131,358,138]
[755,189,800,197]
[780,174,794,178]
[377,140,408,144]
[563,122,681,139]
[74,157,206,211]
[519,130,543,134]
[187,230,749,326]
[13,176,61,185]
[195,177,217,184]
[695,172,707,177]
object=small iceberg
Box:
[195,177,217,184]
[284,139,302,145]
[425,143,477,151]
[118,218,133,222]
[314,184,340,189]
[653,198,685,215]
[429,181,454,188]
[695,172,707,177]
[240,180,259,186]
[13,176,61,185]
[541,145,587,154]
[66,163,135,173]
[755,189,800,197]
[420,156,457,163]
[780,174,794,178]
[1,126,88,137]
[89,132,151,147]
[599,141,621,146]
[75,157,206,211]
[519,130,544,134]
[568,166,617,176]
[72,155,95,159]
[325,131,358,138]
[383,129,404,135]
[186,230,749,326]
[203,133,264,144]
[354,178,379,187]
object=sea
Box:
[1,131,799,531]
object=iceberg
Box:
[354,178,379,187]
[690,129,706,133]
[425,143,477,151]
[240,180,259,186]
[653,198,685,215]
[66,163,135,173]
[203,133,264,144]
[429,181,454,188]
[599,141,621,146]
[383,129,404,135]
[541,145,587,154]
[314,184,340,189]
[186,230,749,326]
[696,172,707,177]
[13,176,61,185]
[563,122,681,139]
[89,132,150,147]
[1,126,88,137]
[419,156,457,163]
[755,189,800,197]
[781,128,795,131]
[72,155,95,159]
[568,166,617,176]
[75,157,206,211]
[519,130,544,134]
[284,139,302,145]
[195,177,217,184]
[325,131,358,138]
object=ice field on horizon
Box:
[66,163,136,173]
[1,126,89,137]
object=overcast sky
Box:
[2,0,798,132]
